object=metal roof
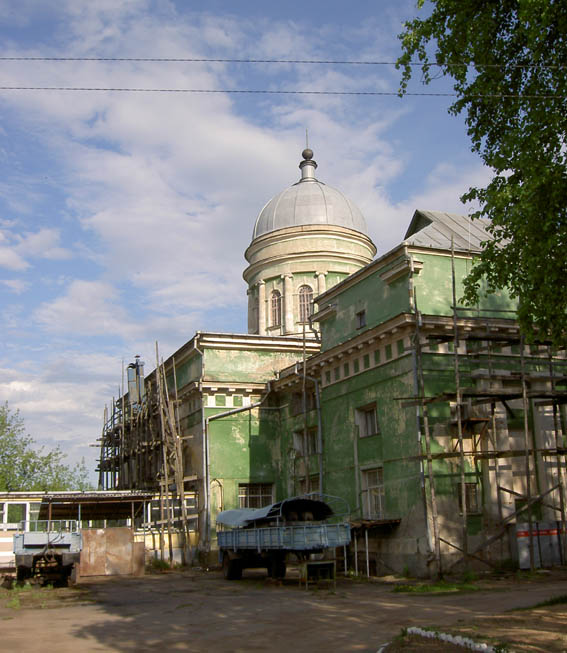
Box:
[37,491,154,521]
[403,209,493,252]
[252,149,368,239]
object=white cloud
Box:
[34,280,130,336]
[1,279,30,293]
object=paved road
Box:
[2,569,566,652]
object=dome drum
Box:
[244,149,377,337]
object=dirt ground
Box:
[1,567,566,652]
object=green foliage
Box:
[0,402,93,491]
[393,579,479,594]
[398,1,567,344]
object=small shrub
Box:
[149,558,170,572]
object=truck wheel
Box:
[222,553,242,580]
[16,566,31,583]
[269,555,286,579]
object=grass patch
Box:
[393,580,480,594]
[529,593,567,609]
[1,583,90,610]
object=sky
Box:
[0,0,491,483]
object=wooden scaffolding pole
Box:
[451,241,468,565]
[413,288,441,577]
[520,336,535,571]
[155,342,174,564]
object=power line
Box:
[0,56,565,69]
[0,86,561,99]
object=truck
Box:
[216,494,350,580]
[13,520,82,586]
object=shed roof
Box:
[403,209,492,252]
[37,491,154,521]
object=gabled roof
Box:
[403,209,492,252]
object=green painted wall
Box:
[413,252,517,317]
[204,348,303,383]
[319,254,412,351]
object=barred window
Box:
[238,483,273,509]
[298,285,313,323]
[271,290,282,326]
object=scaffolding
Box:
[405,244,567,576]
[96,344,194,565]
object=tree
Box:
[398,0,567,344]
[0,402,93,491]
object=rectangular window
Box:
[325,370,331,385]
[356,404,379,438]
[396,339,404,355]
[334,367,340,381]
[385,344,392,360]
[457,483,480,514]
[299,475,320,496]
[343,362,350,377]
[374,350,381,364]
[238,483,273,509]
[353,359,360,374]
[363,354,370,369]
[293,428,319,455]
[7,503,27,529]
[362,468,384,520]
[215,394,226,407]
[233,395,243,407]
[356,310,366,329]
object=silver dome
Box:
[252,151,369,239]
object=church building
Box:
[98,150,567,577]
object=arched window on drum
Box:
[271,290,282,327]
[298,285,313,323]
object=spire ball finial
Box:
[302,148,313,161]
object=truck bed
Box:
[218,522,350,552]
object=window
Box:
[299,475,320,496]
[343,362,350,377]
[238,483,273,509]
[271,290,282,326]
[356,310,366,329]
[356,404,379,438]
[457,483,480,514]
[363,354,370,369]
[298,285,313,323]
[293,428,319,455]
[385,344,392,360]
[291,391,316,416]
[6,503,27,529]
[396,339,405,355]
[374,350,381,364]
[362,468,384,519]
[325,370,331,385]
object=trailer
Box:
[216,494,350,580]
[13,520,82,586]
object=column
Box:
[316,272,326,296]
[283,274,294,335]
[258,280,266,336]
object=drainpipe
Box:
[204,383,272,549]
[190,333,207,551]
[295,363,324,494]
